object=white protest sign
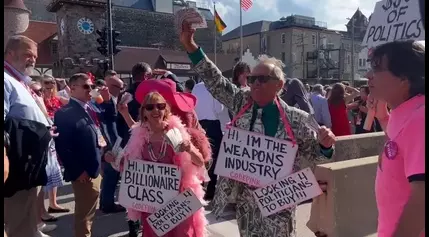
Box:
[214,127,298,187]
[118,160,181,213]
[362,0,425,48]
[147,189,203,236]
[253,167,322,217]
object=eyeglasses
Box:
[144,103,166,111]
[247,75,276,84]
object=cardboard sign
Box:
[362,0,425,48]
[118,160,181,213]
[253,167,322,217]
[147,189,203,236]
[214,127,298,187]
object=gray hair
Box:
[312,84,324,94]
[257,55,286,83]
[4,35,37,56]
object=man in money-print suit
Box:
[179,22,336,237]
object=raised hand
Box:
[179,22,198,53]
[367,94,389,119]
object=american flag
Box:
[241,0,253,11]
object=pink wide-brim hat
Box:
[136,79,197,113]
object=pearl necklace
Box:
[147,138,167,162]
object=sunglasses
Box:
[144,103,166,111]
[79,84,96,90]
[112,84,124,90]
[33,89,42,96]
[247,75,276,84]
[43,80,55,85]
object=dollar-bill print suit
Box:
[179,23,336,236]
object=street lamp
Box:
[346,17,356,86]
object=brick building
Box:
[23,0,232,78]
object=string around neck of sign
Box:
[226,97,297,147]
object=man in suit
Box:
[54,73,108,237]
[97,75,125,213]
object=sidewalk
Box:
[46,182,316,237]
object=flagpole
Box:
[214,1,217,64]
[239,0,243,61]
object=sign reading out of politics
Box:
[118,160,181,213]
[363,0,425,48]
[214,127,298,187]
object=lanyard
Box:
[228,97,297,146]
[4,63,52,122]
[4,63,34,96]
[86,106,101,127]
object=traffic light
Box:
[96,28,108,56]
[112,30,121,55]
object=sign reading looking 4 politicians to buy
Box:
[362,0,425,48]
[253,168,322,217]
[147,189,203,236]
[118,160,181,213]
[214,127,298,187]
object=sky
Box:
[203,0,378,34]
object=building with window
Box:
[338,9,370,80]
[222,15,342,79]
[22,0,233,78]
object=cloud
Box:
[205,0,377,33]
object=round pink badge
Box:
[384,140,398,160]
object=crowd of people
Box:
[3,0,425,237]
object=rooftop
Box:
[222,15,333,42]
[21,20,57,44]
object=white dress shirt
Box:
[192,82,230,132]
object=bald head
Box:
[105,76,124,97]
[4,35,37,76]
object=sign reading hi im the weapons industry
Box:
[118,160,181,213]
[214,127,298,187]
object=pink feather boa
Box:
[121,115,210,237]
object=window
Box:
[281,33,286,44]
[51,42,58,55]
[281,52,286,62]
[359,59,363,67]
[347,54,351,64]
[312,34,316,45]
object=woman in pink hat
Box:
[111,78,212,237]
[110,90,209,237]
